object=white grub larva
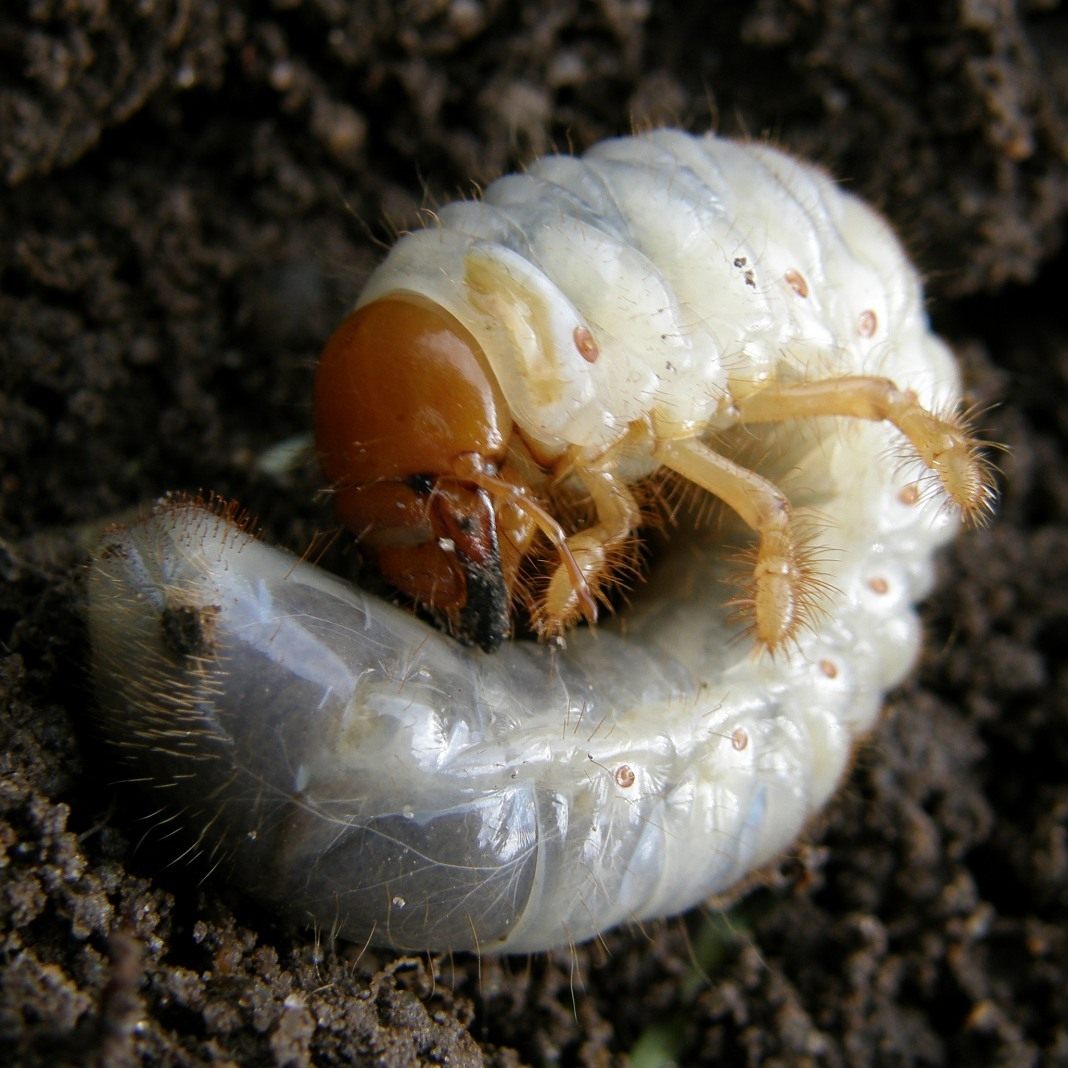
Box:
[315,129,993,654]
[88,130,994,955]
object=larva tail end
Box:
[157,490,263,540]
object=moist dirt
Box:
[2,3,1067,1065]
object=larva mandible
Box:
[314,128,990,653]
[88,130,993,955]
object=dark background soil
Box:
[2,2,1067,1065]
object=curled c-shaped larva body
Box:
[89,132,990,954]
[89,429,957,953]
[318,130,990,653]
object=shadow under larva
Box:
[87,129,993,955]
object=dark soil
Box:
[3,2,1067,1065]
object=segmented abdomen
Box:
[358,130,959,457]
[89,461,953,953]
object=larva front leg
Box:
[531,453,643,639]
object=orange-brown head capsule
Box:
[314,295,536,650]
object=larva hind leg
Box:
[735,376,995,522]
[532,461,643,640]
[653,437,817,651]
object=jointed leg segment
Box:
[535,463,642,638]
[654,437,810,650]
[734,376,994,520]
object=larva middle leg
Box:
[653,436,813,650]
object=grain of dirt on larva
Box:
[2,3,1067,1066]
